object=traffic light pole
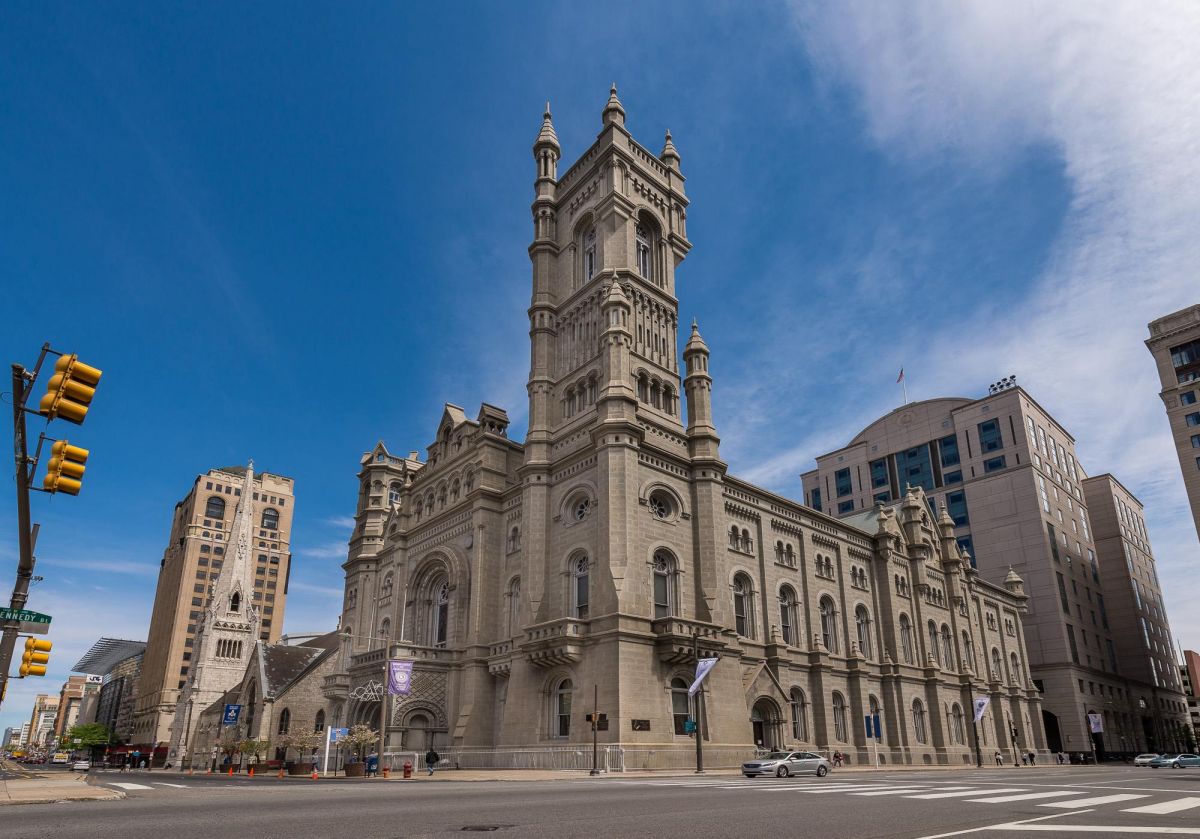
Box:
[0,361,38,710]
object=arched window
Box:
[205,496,226,520]
[741,529,753,552]
[732,574,754,638]
[961,631,975,672]
[652,550,676,619]
[261,508,279,530]
[991,648,1003,682]
[928,621,940,664]
[779,586,798,646]
[583,229,597,281]
[388,482,402,505]
[508,526,520,552]
[662,384,675,415]
[912,699,928,744]
[899,614,914,664]
[230,592,241,613]
[432,582,449,647]
[638,374,650,404]
[729,525,740,549]
[671,678,690,735]
[820,597,838,653]
[950,703,966,745]
[507,577,521,638]
[636,223,652,279]
[775,541,784,563]
[855,606,872,659]
[1010,652,1022,685]
[790,688,808,741]
[940,625,954,670]
[553,678,573,738]
[314,709,325,733]
[381,574,394,597]
[379,618,391,641]
[832,692,847,742]
[572,555,590,619]
[277,708,291,735]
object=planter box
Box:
[286,762,315,776]
[344,763,365,777]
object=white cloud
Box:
[296,541,349,560]
[781,0,1200,643]
[323,515,357,530]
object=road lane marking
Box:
[1122,797,1200,815]
[109,782,153,790]
[849,787,933,796]
[966,790,1080,803]
[1005,825,1200,834]
[153,782,189,788]
[908,788,1025,799]
[1039,793,1148,808]
[793,784,903,793]
[912,809,1084,839]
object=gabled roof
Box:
[260,631,340,698]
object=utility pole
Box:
[970,712,983,768]
[589,684,600,776]
[692,630,704,774]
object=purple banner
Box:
[388,659,413,696]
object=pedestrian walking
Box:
[1021,753,1028,766]
[832,751,843,768]
[1027,751,1035,766]
[994,751,1003,766]
[366,751,379,778]
[425,747,440,776]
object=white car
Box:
[1133,753,1159,766]
[742,751,831,778]
[71,760,90,771]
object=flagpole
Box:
[692,630,704,775]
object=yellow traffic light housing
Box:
[43,440,89,495]
[19,638,51,677]
[38,353,102,424]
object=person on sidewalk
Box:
[425,748,439,776]
[366,752,379,778]
[1027,751,1036,766]
[994,751,1002,766]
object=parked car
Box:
[1133,753,1159,766]
[1149,754,1199,769]
[50,752,69,764]
[742,751,831,778]
[71,760,91,772]
[1148,754,1182,768]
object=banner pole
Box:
[322,726,331,777]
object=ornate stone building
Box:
[322,88,1046,768]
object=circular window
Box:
[648,490,673,520]
[574,498,591,521]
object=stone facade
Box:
[1145,304,1200,544]
[133,464,294,751]
[312,89,1045,769]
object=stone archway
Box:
[1042,710,1062,753]
[751,697,784,750]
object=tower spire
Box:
[534,102,560,152]
[602,83,626,128]
[660,129,680,168]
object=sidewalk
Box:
[0,775,124,806]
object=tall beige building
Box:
[311,90,1045,769]
[1146,304,1200,543]
[801,386,1189,754]
[1081,475,1190,752]
[131,465,294,756]
[28,694,58,749]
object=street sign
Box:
[684,719,697,733]
[18,621,50,635]
[329,727,349,743]
[222,704,242,725]
[0,608,51,624]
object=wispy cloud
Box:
[778,0,1200,642]
[323,515,357,530]
[38,556,157,577]
[296,540,348,560]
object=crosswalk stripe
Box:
[850,787,932,796]
[109,782,153,790]
[793,784,898,793]
[1039,793,1148,809]
[966,790,1080,803]
[153,782,189,788]
[908,788,1025,799]
[1122,798,1200,815]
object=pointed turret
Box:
[660,129,680,168]
[1003,566,1026,597]
[534,102,560,153]
[683,321,720,460]
[533,101,560,183]
[602,83,626,128]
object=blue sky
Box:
[2,2,1197,733]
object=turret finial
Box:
[602,83,626,128]
[534,100,560,153]
[660,129,680,168]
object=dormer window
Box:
[636,224,651,279]
[584,229,597,281]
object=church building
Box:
[323,88,1047,768]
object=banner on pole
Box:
[972,697,990,723]
[1087,713,1103,733]
[387,659,414,696]
[689,657,718,696]
[222,704,242,726]
[872,712,882,741]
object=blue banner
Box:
[388,660,414,696]
[222,704,242,726]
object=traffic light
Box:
[19,638,51,677]
[43,440,88,495]
[38,353,102,424]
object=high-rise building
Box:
[1182,649,1200,746]
[53,675,98,742]
[12,722,30,749]
[131,465,294,754]
[2,727,13,748]
[801,385,1183,754]
[72,638,147,745]
[1145,304,1200,543]
[312,90,1045,768]
[28,694,58,749]
[1081,475,1191,752]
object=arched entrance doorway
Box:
[751,698,783,750]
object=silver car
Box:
[742,751,830,778]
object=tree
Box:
[64,722,111,750]
[341,724,378,763]
[238,738,270,765]
[276,728,323,764]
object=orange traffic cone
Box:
[277,767,284,779]
[311,769,318,780]
[249,766,255,777]
[228,766,233,776]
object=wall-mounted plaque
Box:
[631,719,651,731]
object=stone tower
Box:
[167,463,261,765]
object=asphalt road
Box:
[9,765,1200,838]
